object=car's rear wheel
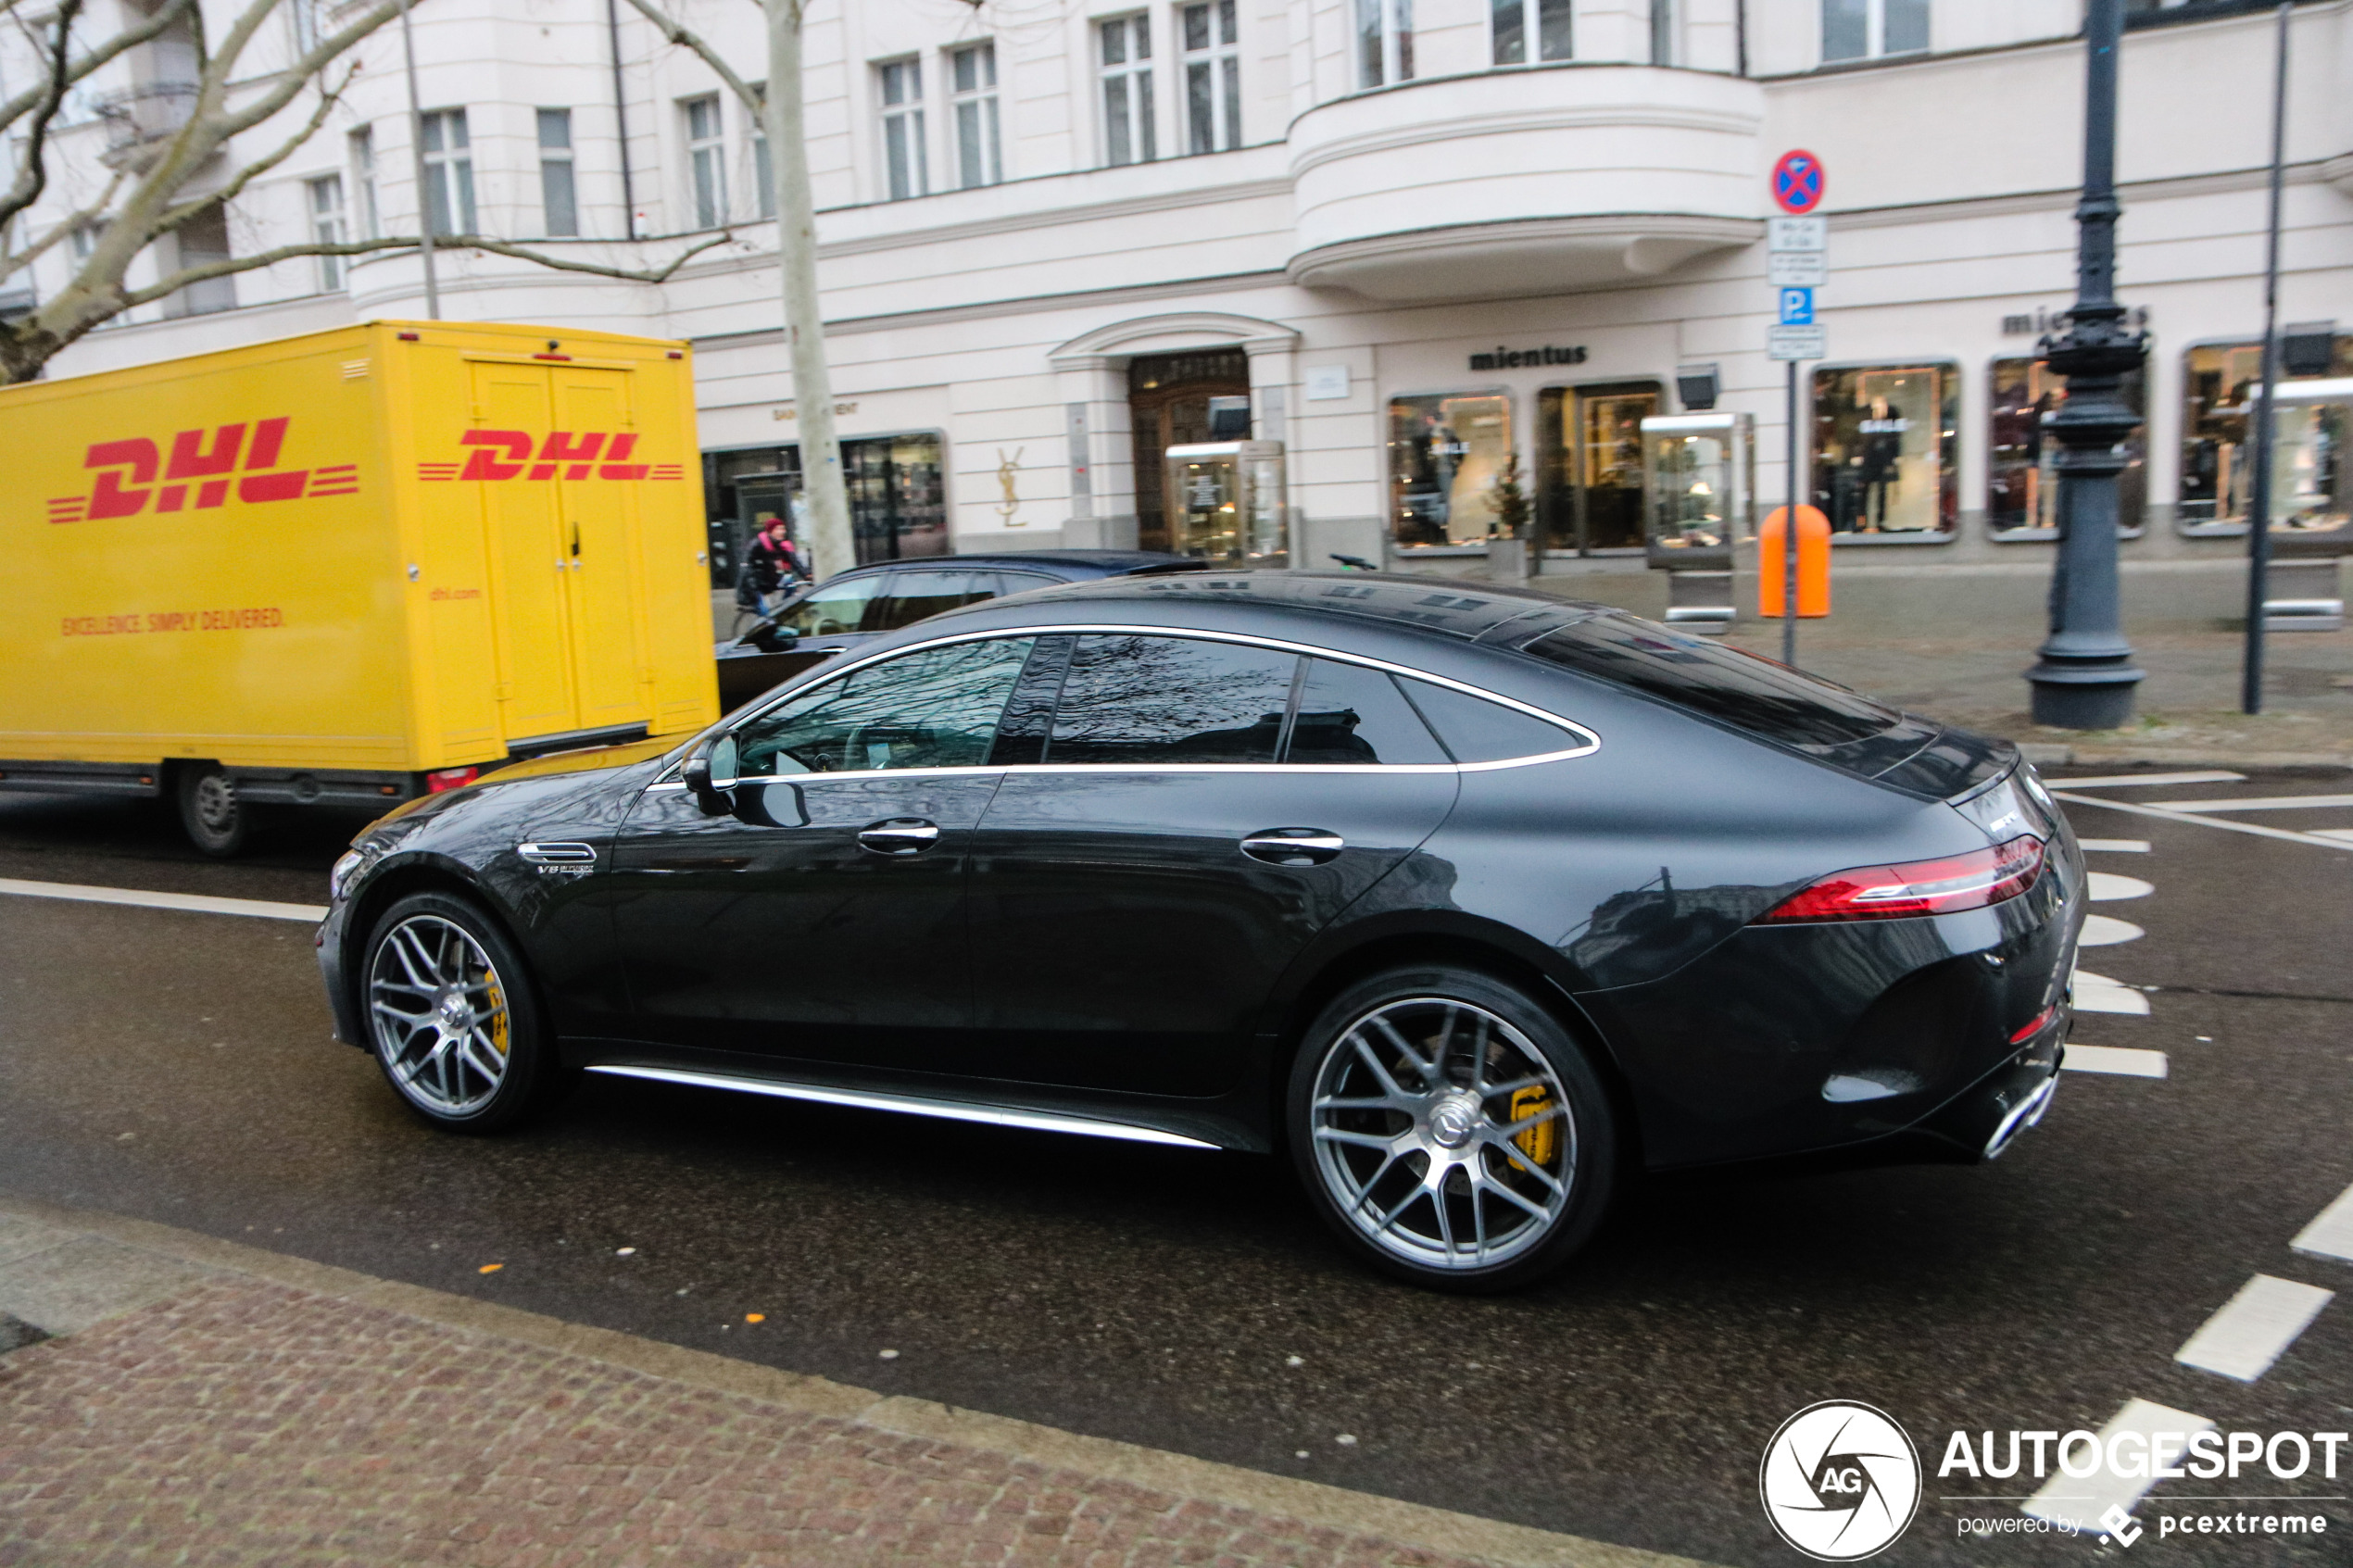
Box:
[1288,966,1617,1292]
[362,892,567,1132]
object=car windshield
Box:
[1519,611,1923,761]
[769,575,892,638]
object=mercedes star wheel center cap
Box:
[1428,1094,1482,1149]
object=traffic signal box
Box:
[1757,505,1831,619]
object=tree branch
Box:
[118,231,736,310]
[618,0,762,118]
[153,65,354,239]
[1,164,126,278]
[0,0,195,135]
[0,0,85,235]
[213,0,404,142]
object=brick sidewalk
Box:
[0,1199,1692,1568]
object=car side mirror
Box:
[682,735,739,814]
[749,621,800,654]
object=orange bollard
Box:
[1758,505,1831,618]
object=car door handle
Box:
[858,818,941,856]
[1240,829,1345,866]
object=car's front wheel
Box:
[1288,966,1617,1292]
[361,892,568,1132]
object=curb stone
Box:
[0,1191,1715,1568]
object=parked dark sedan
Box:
[321,573,2082,1291]
[716,549,1208,710]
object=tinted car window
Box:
[771,574,892,637]
[734,638,1033,775]
[1285,659,1450,766]
[873,570,999,632]
[1048,634,1298,764]
[1519,612,1903,752]
[1402,680,1580,763]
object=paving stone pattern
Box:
[0,1277,1493,1568]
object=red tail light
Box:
[1756,835,2045,924]
[425,767,479,793]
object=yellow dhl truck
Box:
[0,320,721,853]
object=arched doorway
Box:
[1127,350,1252,553]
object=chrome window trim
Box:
[655,621,1602,786]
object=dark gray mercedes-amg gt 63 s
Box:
[319,573,2083,1292]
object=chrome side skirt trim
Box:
[585,1062,1220,1149]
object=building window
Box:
[876,59,927,200]
[2179,334,2352,533]
[1389,394,1513,549]
[164,207,235,318]
[683,94,727,226]
[1822,0,1929,64]
[1181,2,1239,154]
[419,108,474,236]
[1988,357,2146,539]
[1358,0,1414,87]
[1810,363,1957,537]
[1651,0,1675,64]
[308,173,346,292]
[289,0,321,54]
[702,434,949,576]
[535,108,577,237]
[349,127,381,239]
[1535,383,1665,553]
[69,221,102,260]
[1491,0,1569,65]
[950,44,1001,187]
[1100,16,1155,167]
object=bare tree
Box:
[0,0,728,385]
[622,0,853,579]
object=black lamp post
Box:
[2026,0,2145,730]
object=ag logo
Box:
[1759,1401,1922,1561]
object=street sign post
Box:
[1767,157,1829,663]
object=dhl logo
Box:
[47,418,355,524]
[418,431,684,484]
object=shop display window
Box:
[1810,363,1957,538]
[1388,393,1512,549]
[2178,335,2353,533]
[1533,382,1661,554]
[1987,358,2145,539]
[700,432,948,581]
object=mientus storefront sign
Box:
[1468,345,1589,370]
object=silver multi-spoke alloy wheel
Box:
[1309,997,1576,1272]
[368,914,513,1117]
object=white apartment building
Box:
[14,0,2352,594]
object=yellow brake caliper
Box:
[1506,1085,1556,1173]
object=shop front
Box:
[700,432,948,588]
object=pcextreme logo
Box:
[418,430,685,484]
[46,418,356,523]
[1760,1401,1924,1561]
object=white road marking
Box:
[2073,985,2151,1015]
[2051,792,2353,852]
[2317,828,2353,845]
[2143,794,2353,814]
[0,876,325,923]
[2174,1274,2334,1382]
[2086,872,2153,901]
[2053,771,2246,789]
[2078,914,2145,947]
[2062,1045,2168,1078]
[2290,1184,2353,1265]
[2077,838,2150,853]
[2023,1399,2214,1532]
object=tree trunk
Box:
[766,0,853,579]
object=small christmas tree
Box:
[1488,449,1531,541]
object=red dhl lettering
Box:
[434,431,675,483]
[48,417,346,523]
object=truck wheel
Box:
[361,891,570,1133]
[176,765,247,857]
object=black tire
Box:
[176,764,247,858]
[359,891,572,1133]
[1286,965,1617,1293]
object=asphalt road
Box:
[2,779,2349,1567]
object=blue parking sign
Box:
[1778,287,1815,326]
